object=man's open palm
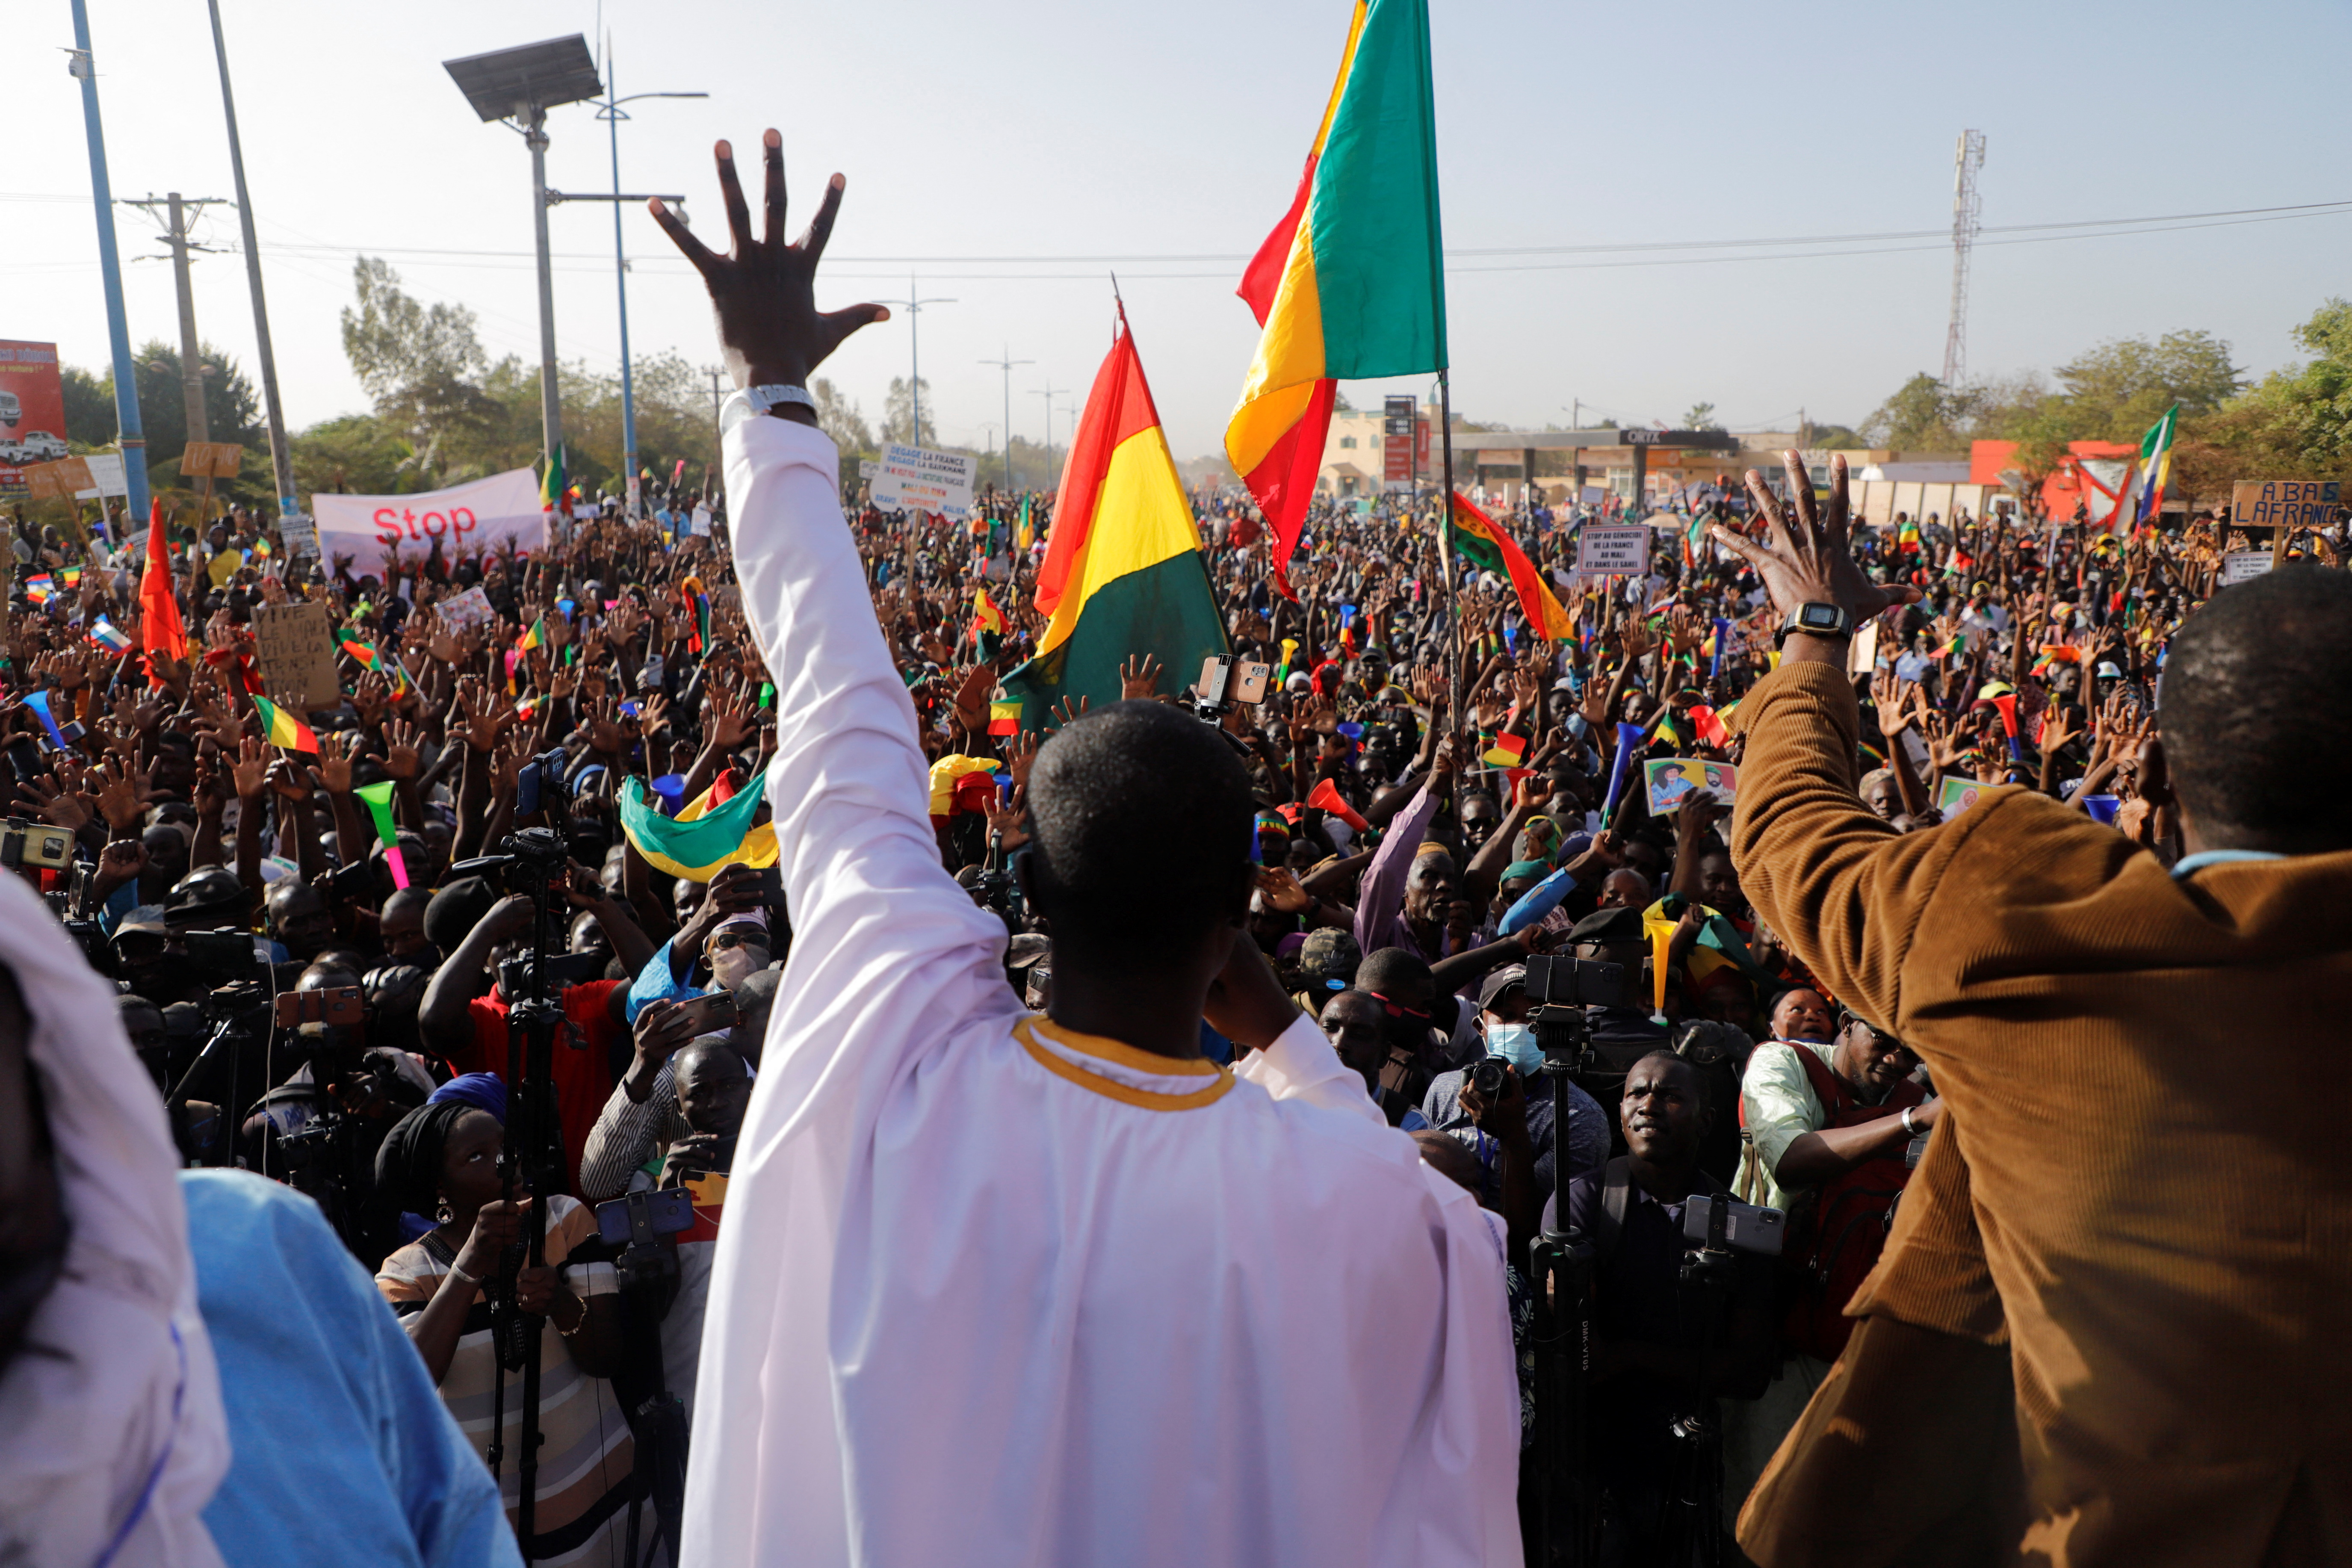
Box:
[651,130,889,391]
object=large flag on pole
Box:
[1224,0,1446,596]
[2132,402,2180,528]
[999,305,1226,728]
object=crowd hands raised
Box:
[0,423,2318,1564]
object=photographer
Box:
[373,1100,638,1561]
[1549,1051,1775,1566]
[419,881,656,1196]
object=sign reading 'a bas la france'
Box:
[2231,479,2340,534]
[870,445,976,520]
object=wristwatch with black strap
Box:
[1776,602,1853,646]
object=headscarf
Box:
[425,1072,508,1125]
[372,1101,480,1220]
[0,868,231,1566]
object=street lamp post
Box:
[1031,380,1062,490]
[874,278,954,448]
[978,345,1031,493]
[65,0,149,523]
[597,43,705,519]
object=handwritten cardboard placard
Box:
[250,600,341,712]
[179,442,245,479]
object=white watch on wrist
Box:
[719,384,816,437]
[1900,1106,1921,1137]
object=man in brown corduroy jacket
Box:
[1709,456,2351,1568]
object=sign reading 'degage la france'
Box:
[311,468,546,567]
[869,445,975,520]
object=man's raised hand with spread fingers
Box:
[1707,450,1919,667]
[649,129,891,413]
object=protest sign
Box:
[179,442,245,479]
[434,584,496,632]
[1937,777,1989,818]
[1846,617,1880,676]
[311,468,545,569]
[870,445,976,520]
[2231,479,2340,564]
[278,514,319,558]
[1643,757,1737,815]
[2219,550,2273,586]
[1576,523,1650,575]
[250,601,341,712]
[72,452,127,500]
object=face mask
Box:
[1485,1022,1542,1075]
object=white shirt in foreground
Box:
[683,415,1521,1566]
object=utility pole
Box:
[1031,380,1062,488]
[706,366,727,490]
[124,193,226,447]
[204,0,295,520]
[978,345,1031,492]
[874,278,954,447]
[65,1,150,524]
[1943,129,1987,390]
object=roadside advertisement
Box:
[0,340,69,497]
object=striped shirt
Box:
[376,1195,639,1565]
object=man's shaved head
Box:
[1023,700,1254,969]
[2163,567,2352,851]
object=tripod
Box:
[1655,1206,1738,1567]
[455,823,571,1560]
[1526,1005,1598,1567]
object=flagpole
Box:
[1439,368,1464,752]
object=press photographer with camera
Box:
[374,1099,638,1561]
[420,876,657,1196]
[1548,1051,1775,1567]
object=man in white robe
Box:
[656,134,1520,1568]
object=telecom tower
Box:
[1942,130,1987,389]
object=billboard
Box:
[0,341,68,497]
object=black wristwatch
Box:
[1776,602,1853,645]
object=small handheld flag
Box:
[253,695,319,753]
[89,619,134,656]
[1481,731,1528,768]
[988,697,1022,738]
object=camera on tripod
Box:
[0,818,74,873]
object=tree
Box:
[2054,331,2243,442]
[1682,402,1723,431]
[881,377,935,449]
[292,413,413,496]
[1861,373,1976,450]
[2175,299,2352,502]
[60,366,114,447]
[339,257,505,484]
[813,378,875,460]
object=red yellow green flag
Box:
[1225,0,1445,594]
[252,694,318,753]
[998,306,1225,728]
[1445,493,1575,638]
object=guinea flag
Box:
[1481,731,1527,768]
[997,305,1225,729]
[1446,493,1575,638]
[1225,0,1445,594]
[252,694,318,753]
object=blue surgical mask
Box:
[1485,1022,1542,1075]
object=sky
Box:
[9,0,2349,470]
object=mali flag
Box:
[997,306,1225,729]
[252,695,318,753]
[1446,493,1575,638]
[541,443,567,514]
[1225,0,1445,594]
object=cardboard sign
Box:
[2231,479,2339,536]
[1576,523,1651,575]
[72,452,127,500]
[1643,757,1738,815]
[278,514,319,558]
[434,584,496,632]
[2219,550,2274,586]
[180,442,245,479]
[1846,618,1880,676]
[870,444,977,521]
[250,600,341,712]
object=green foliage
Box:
[61,366,114,447]
[2051,330,2242,442]
[881,377,936,449]
[292,413,414,496]
[2175,298,2352,499]
[1861,373,1974,449]
[60,343,266,500]
[1682,402,1722,431]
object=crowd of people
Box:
[3,142,2344,1568]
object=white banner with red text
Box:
[310,468,547,573]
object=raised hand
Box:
[1710,452,1920,655]
[650,130,889,396]
[383,718,423,780]
[309,729,356,795]
[1119,653,1164,701]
